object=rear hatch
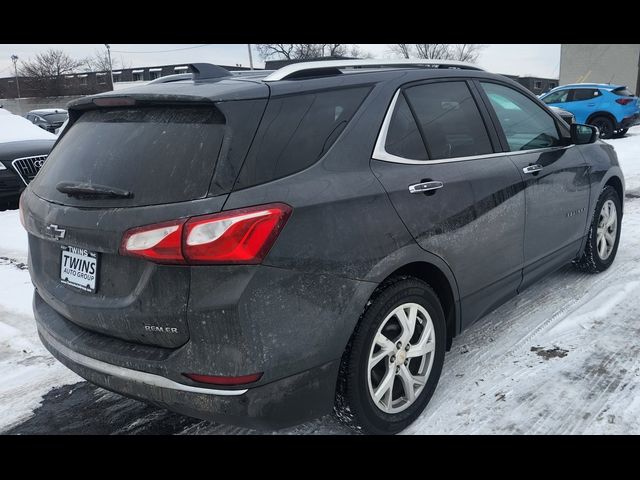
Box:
[24,81,268,348]
[611,86,640,111]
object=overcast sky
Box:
[0,44,561,79]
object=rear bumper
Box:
[33,260,372,428]
[619,112,640,129]
[38,323,339,430]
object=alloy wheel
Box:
[596,199,617,260]
[367,303,435,414]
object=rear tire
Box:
[574,186,621,273]
[334,277,446,434]
[590,116,615,139]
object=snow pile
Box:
[0,107,13,115]
[606,127,640,193]
[0,112,55,143]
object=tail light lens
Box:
[120,203,292,265]
[121,219,186,263]
[615,98,634,105]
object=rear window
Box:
[31,107,225,207]
[41,113,68,123]
[612,86,634,96]
[234,86,371,189]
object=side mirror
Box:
[571,123,598,144]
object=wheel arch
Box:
[360,245,461,351]
[586,111,617,127]
[604,174,625,215]
[386,262,458,350]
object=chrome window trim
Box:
[40,328,248,396]
[372,88,572,166]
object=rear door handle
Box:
[409,181,444,194]
[522,164,543,174]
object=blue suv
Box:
[540,83,640,138]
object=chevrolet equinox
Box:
[21,60,625,434]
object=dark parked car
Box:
[549,106,575,124]
[26,109,68,134]
[0,139,54,209]
[21,60,625,434]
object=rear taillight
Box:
[615,98,634,105]
[119,203,292,265]
[121,219,186,263]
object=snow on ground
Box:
[611,128,640,195]
[0,112,56,143]
[0,226,80,431]
[0,127,639,434]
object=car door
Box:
[541,88,571,108]
[371,79,526,329]
[566,88,602,124]
[477,81,591,290]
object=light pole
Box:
[10,54,20,99]
[105,44,114,90]
[247,44,254,70]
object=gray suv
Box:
[21,60,624,434]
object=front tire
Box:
[574,186,621,273]
[335,277,446,434]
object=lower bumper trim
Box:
[39,328,248,396]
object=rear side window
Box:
[404,81,493,160]
[235,86,371,188]
[612,86,633,96]
[385,93,428,160]
[31,107,226,207]
[571,89,600,101]
[481,82,561,151]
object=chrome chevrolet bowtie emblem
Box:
[45,224,66,241]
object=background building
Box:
[501,74,558,95]
[560,44,640,95]
[0,63,254,100]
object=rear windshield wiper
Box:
[56,182,133,199]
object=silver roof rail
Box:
[263,59,484,82]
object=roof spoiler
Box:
[189,63,232,81]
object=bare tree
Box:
[84,49,122,72]
[19,49,85,96]
[349,45,373,59]
[389,44,413,59]
[450,44,484,63]
[256,44,367,61]
[256,44,317,60]
[323,44,346,56]
[388,43,484,63]
[414,44,453,60]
